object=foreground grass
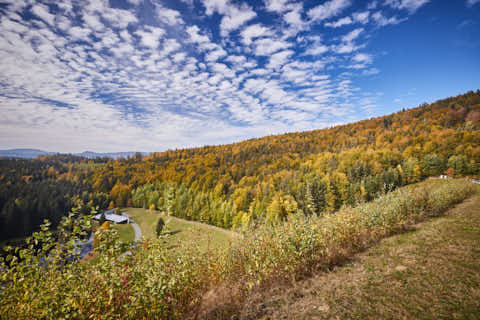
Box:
[242,194,480,319]
[123,207,239,250]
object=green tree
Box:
[422,154,444,176]
[266,193,298,224]
[156,217,165,236]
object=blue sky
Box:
[0,0,479,152]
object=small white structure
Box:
[94,209,130,224]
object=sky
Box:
[0,0,479,153]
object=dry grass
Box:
[239,195,480,320]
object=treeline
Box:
[0,155,110,241]
[97,90,480,229]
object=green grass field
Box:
[122,207,239,251]
[111,224,135,243]
[122,207,160,239]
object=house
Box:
[94,209,130,224]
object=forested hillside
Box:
[0,155,110,241]
[1,90,479,240]
[94,90,480,229]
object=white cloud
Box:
[307,0,352,22]
[352,53,372,64]
[325,16,352,28]
[101,8,137,29]
[202,0,256,36]
[271,108,312,122]
[284,8,304,27]
[267,50,294,69]
[254,37,292,55]
[466,0,480,6]
[83,13,105,32]
[219,4,257,36]
[127,0,143,5]
[226,55,246,64]
[304,44,329,55]
[202,0,229,15]
[334,43,361,54]
[135,27,165,48]
[156,4,183,25]
[264,0,305,32]
[211,63,235,78]
[241,24,272,45]
[31,4,55,26]
[69,26,91,41]
[362,68,380,76]
[162,38,181,55]
[386,0,430,13]
[352,11,370,24]
[186,25,210,44]
[249,68,268,76]
[342,28,363,42]
[264,0,290,13]
[371,11,405,26]
[205,48,227,62]
[172,52,187,63]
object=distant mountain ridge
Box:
[0,149,148,159]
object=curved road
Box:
[121,212,142,242]
[77,211,142,260]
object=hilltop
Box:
[0,149,148,159]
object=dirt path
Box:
[239,195,480,319]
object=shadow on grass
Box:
[161,230,181,236]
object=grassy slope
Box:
[242,193,480,319]
[122,208,160,240]
[122,207,239,250]
[111,224,135,243]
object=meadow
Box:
[122,207,240,251]
[111,224,134,244]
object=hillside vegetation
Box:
[242,191,480,320]
[0,179,476,319]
